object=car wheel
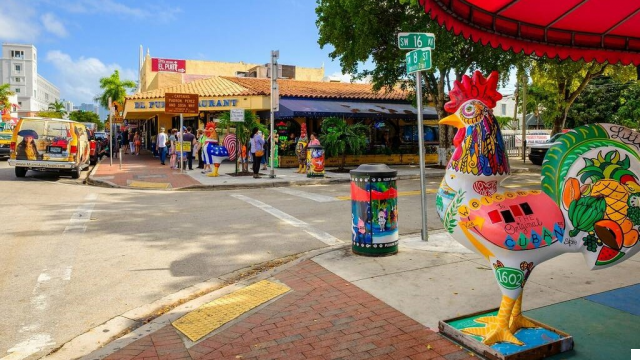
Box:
[71,167,81,179]
[15,167,27,178]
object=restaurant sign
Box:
[134,99,239,110]
[165,93,199,114]
[151,58,186,73]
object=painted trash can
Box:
[306,145,325,177]
[350,164,399,256]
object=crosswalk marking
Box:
[274,187,339,202]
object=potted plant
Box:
[320,117,368,171]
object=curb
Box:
[86,161,118,189]
[44,244,350,360]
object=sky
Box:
[0,0,517,109]
[0,0,351,107]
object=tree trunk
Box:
[341,151,346,171]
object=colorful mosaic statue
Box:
[436,71,640,346]
[202,122,238,177]
[296,123,308,174]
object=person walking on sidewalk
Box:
[169,129,178,169]
[157,128,167,165]
[121,129,129,154]
[196,129,205,169]
[129,130,135,155]
[183,126,195,171]
[250,127,265,178]
[133,131,141,155]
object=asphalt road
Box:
[0,158,542,359]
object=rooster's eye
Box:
[460,100,483,124]
[462,104,476,118]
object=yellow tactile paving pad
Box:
[128,180,171,189]
[172,280,290,342]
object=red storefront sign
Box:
[151,58,186,73]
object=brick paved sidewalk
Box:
[102,260,471,360]
[91,152,200,189]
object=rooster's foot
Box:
[474,315,498,325]
[509,314,537,333]
[463,326,523,346]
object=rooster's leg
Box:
[509,292,537,333]
[462,295,523,346]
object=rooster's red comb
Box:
[445,71,503,113]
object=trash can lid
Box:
[350,163,397,178]
[307,144,323,149]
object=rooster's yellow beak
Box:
[439,114,464,129]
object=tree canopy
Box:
[48,100,67,115]
[95,70,137,110]
[36,111,63,119]
[319,116,368,170]
[68,110,104,130]
[0,84,15,112]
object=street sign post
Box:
[406,49,432,74]
[397,32,436,50]
[399,32,435,242]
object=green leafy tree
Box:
[316,0,523,164]
[617,81,640,130]
[47,100,67,115]
[565,76,627,128]
[94,70,136,110]
[68,110,104,130]
[319,117,368,170]
[217,110,266,148]
[36,111,63,119]
[0,83,15,112]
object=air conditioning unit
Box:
[235,71,248,77]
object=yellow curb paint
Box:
[128,181,171,189]
[172,280,290,342]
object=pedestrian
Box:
[250,127,265,178]
[112,131,120,159]
[121,129,129,154]
[196,129,205,169]
[183,126,195,170]
[134,131,141,155]
[309,132,320,146]
[260,131,268,170]
[169,128,178,169]
[129,130,136,154]
[157,127,167,165]
[151,133,157,157]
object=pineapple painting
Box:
[563,150,640,251]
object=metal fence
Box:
[502,134,523,158]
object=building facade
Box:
[0,43,60,116]
[73,103,99,114]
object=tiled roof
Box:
[126,76,261,100]
[224,77,409,101]
[127,76,410,102]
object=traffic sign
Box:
[406,49,432,74]
[230,109,245,122]
[398,32,435,50]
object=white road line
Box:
[273,187,339,202]
[3,194,97,360]
[231,194,343,246]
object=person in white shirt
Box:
[156,128,168,165]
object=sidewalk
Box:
[74,232,639,360]
[88,153,541,190]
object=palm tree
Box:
[0,83,15,112]
[48,100,67,115]
[319,117,369,171]
[94,70,137,110]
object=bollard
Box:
[350,164,398,256]
[119,148,122,170]
[306,145,324,178]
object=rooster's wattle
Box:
[436,71,640,346]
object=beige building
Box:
[138,52,324,93]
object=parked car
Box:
[94,132,107,140]
[8,117,90,179]
[0,130,11,157]
[528,132,564,165]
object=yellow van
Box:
[9,117,90,178]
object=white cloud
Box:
[46,50,137,105]
[325,72,371,84]
[41,13,68,37]
[0,0,40,42]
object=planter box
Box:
[425,154,438,164]
[278,156,298,168]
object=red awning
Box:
[419,0,640,65]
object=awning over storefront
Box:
[275,98,438,119]
[419,0,640,65]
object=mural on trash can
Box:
[306,146,325,176]
[351,177,398,247]
[436,71,640,347]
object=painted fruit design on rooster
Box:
[436,71,640,347]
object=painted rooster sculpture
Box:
[436,71,640,346]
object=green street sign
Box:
[398,32,435,50]
[406,49,432,74]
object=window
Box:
[15,64,21,73]
[18,102,22,107]
[11,50,24,59]
[15,88,20,93]
[14,77,21,82]
[501,104,507,116]
[45,93,49,101]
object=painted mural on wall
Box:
[436,71,640,347]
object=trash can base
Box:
[352,248,398,257]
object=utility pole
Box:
[269,50,279,179]
[416,71,428,242]
[108,96,113,166]
[521,71,527,162]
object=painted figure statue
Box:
[296,123,308,174]
[202,122,238,177]
[436,71,640,346]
